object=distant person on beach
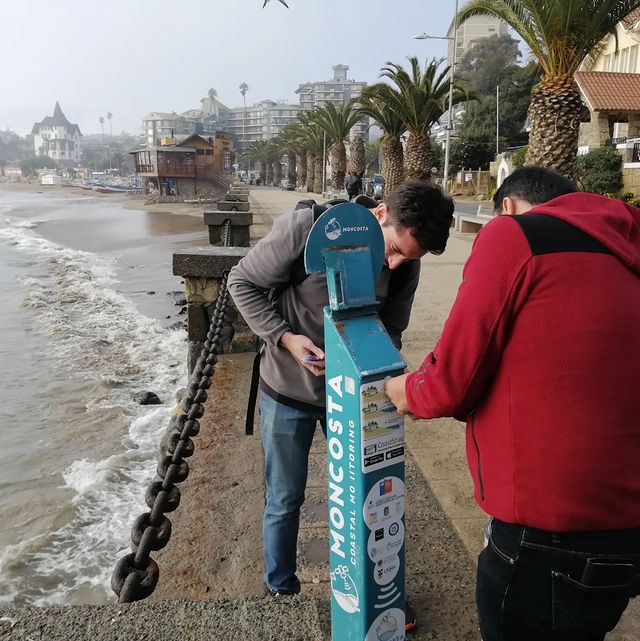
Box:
[228,179,454,631]
[385,166,640,641]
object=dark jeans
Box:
[477,518,640,641]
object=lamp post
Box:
[414,0,460,191]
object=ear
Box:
[372,203,389,224]
[502,196,517,216]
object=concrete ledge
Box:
[217,201,251,212]
[173,247,249,278]
[204,211,253,226]
[454,213,493,233]
[0,598,325,641]
[224,193,249,202]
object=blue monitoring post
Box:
[304,203,407,641]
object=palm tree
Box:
[349,135,366,179]
[278,123,306,186]
[239,83,249,173]
[106,112,113,137]
[249,139,271,184]
[297,111,325,193]
[359,89,407,194]
[375,57,470,181]
[458,0,640,176]
[99,116,105,143]
[307,101,361,190]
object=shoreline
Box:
[0,180,207,218]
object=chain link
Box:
[111,270,232,603]
[222,218,232,248]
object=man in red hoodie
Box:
[385,166,640,641]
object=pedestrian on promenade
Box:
[385,166,640,641]
[228,180,454,628]
[345,171,361,199]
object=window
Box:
[196,149,205,155]
[603,54,612,71]
[619,48,629,73]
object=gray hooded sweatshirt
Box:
[227,206,420,409]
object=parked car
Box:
[365,174,384,200]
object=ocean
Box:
[0,188,208,606]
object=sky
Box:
[1,0,467,137]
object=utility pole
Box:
[496,85,500,156]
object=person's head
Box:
[493,166,577,215]
[371,179,454,270]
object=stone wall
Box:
[622,167,640,195]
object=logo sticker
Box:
[325,217,342,240]
[330,564,360,614]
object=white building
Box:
[220,100,301,151]
[31,102,82,165]
[447,9,509,69]
[296,65,369,140]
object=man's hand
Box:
[280,332,326,376]
[384,373,411,415]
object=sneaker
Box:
[405,599,417,633]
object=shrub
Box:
[575,147,622,195]
[512,146,528,169]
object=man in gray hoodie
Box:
[228,179,454,599]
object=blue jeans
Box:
[259,393,325,593]
[478,518,640,641]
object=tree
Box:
[457,34,520,95]
[376,57,471,181]
[358,89,406,194]
[365,139,381,175]
[249,139,271,184]
[99,116,105,142]
[349,136,366,178]
[106,112,113,137]
[307,101,361,190]
[297,110,326,193]
[239,83,249,171]
[458,0,640,176]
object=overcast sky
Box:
[2,0,470,136]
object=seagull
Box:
[263,0,289,7]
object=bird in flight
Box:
[263,0,289,7]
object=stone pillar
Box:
[593,111,612,146]
[627,115,640,139]
[173,247,260,374]
[203,211,253,246]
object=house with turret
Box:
[31,102,82,166]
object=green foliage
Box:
[575,147,622,195]
[450,136,494,171]
[513,145,528,168]
[458,34,521,95]
[458,0,640,78]
[19,155,57,175]
[365,139,381,174]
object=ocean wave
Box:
[0,215,188,605]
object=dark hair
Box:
[384,179,454,255]
[493,166,577,213]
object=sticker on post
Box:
[360,381,405,473]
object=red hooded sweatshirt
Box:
[405,193,640,531]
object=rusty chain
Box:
[111,224,233,603]
[222,218,232,248]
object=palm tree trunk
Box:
[306,151,315,192]
[297,153,307,188]
[381,135,405,195]
[274,158,282,186]
[405,132,433,181]
[260,161,266,185]
[526,76,583,177]
[350,137,366,178]
[288,154,297,186]
[267,162,274,186]
[314,156,323,194]
[331,142,347,190]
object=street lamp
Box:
[414,0,460,190]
